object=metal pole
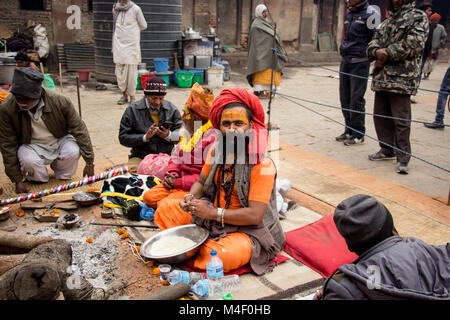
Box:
[76,76,82,119]
[267,23,277,132]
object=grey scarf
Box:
[112,1,135,35]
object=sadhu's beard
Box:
[213,131,251,165]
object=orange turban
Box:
[209,88,268,164]
[184,83,214,120]
[430,13,441,21]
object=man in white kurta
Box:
[112,0,147,105]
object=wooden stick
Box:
[76,76,82,118]
[40,62,47,87]
[59,63,63,93]
[89,222,158,229]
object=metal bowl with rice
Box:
[140,224,209,264]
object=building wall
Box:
[0,0,93,44]
[181,0,344,52]
[0,0,94,70]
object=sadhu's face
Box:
[219,106,251,135]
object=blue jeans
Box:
[434,67,450,124]
[339,61,370,139]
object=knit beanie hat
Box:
[144,77,167,96]
[333,194,394,256]
[10,67,43,99]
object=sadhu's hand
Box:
[189,199,213,220]
[179,193,194,211]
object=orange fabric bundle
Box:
[184,82,214,120]
[0,92,9,104]
[143,184,192,230]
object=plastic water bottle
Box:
[206,250,224,281]
[167,270,205,286]
[192,275,241,298]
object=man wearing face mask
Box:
[0,68,95,194]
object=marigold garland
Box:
[178,121,212,153]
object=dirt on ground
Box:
[0,199,175,300]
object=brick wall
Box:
[0,0,94,45]
[0,0,53,41]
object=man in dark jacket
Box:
[336,0,379,146]
[367,0,429,174]
[0,68,95,194]
[118,77,182,172]
[314,194,449,300]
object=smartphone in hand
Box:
[160,121,173,130]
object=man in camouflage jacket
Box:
[366,0,428,174]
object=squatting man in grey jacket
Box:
[314,194,449,300]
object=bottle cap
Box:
[210,250,217,256]
[222,293,233,300]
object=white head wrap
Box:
[255,4,268,19]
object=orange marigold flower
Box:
[152,267,160,275]
[15,209,25,217]
[121,232,129,239]
[117,228,125,235]
[86,237,93,243]
[146,261,154,268]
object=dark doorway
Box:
[317,0,338,51]
[217,0,238,46]
[19,0,45,11]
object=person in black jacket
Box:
[313,194,449,300]
[119,77,182,172]
[336,0,380,146]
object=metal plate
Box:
[140,224,209,264]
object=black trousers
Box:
[339,61,370,139]
[373,91,411,163]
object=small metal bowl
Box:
[0,206,11,221]
[57,213,81,229]
[72,191,101,206]
[140,224,209,264]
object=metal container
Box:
[0,206,11,221]
[184,55,194,68]
[0,62,16,85]
[195,55,211,69]
[140,224,209,264]
[93,0,182,82]
[72,191,101,206]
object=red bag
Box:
[136,153,171,179]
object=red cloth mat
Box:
[179,254,290,276]
[283,214,358,278]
